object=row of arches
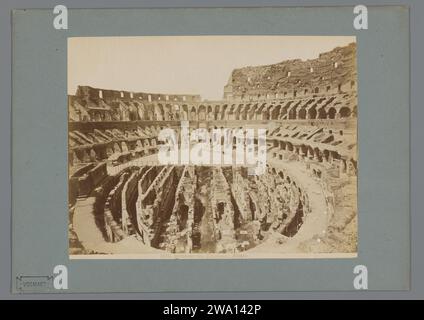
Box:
[235,79,356,101]
[271,139,357,176]
[71,94,357,122]
[69,137,158,167]
[146,100,355,121]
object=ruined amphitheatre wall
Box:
[224,42,357,100]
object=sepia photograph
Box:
[67,36,358,259]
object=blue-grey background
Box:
[1,0,420,298]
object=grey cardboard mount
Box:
[12,6,409,293]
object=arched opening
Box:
[271,105,281,119]
[339,107,352,118]
[89,149,97,161]
[214,105,220,120]
[248,105,256,120]
[323,150,330,162]
[216,202,225,221]
[94,112,101,122]
[307,146,314,159]
[327,107,337,119]
[287,142,294,152]
[156,104,165,121]
[298,108,307,119]
[288,106,297,119]
[173,104,180,120]
[241,105,249,120]
[190,106,197,120]
[165,104,172,120]
[80,150,91,163]
[207,106,213,120]
[317,107,327,119]
[228,105,235,120]
[113,143,121,153]
[181,105,189,120]
[341,159,347,174]
[129,106,138,121]
[147,110,154,120]
[300,145,308,157]
[106,146,114,157]
[234,105,241,120]
[221,105,228,120]
[308,107,317,119]
[314,147,322,162]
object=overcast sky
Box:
[68,36,355,101]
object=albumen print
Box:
[67,36,358,258]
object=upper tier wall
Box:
[75,85,202,104]
[69,92,357,123]
[223,43,357,100]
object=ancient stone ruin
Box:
[68,43,357,256]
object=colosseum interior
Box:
[68,42,357,257]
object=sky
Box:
[68,36,355,101]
